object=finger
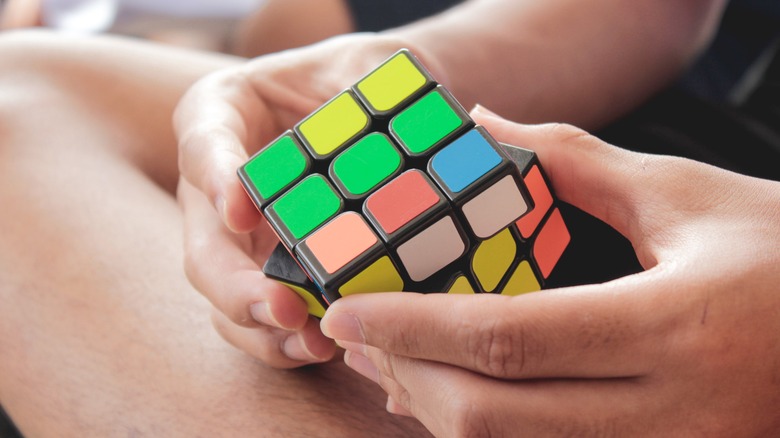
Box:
[174,67,268,233]
[350,347,646,437]
[386,396,413,417]
[472,106,670,245]
[323,271,679,380]
[211,309,336,368]
[179,179,309,330]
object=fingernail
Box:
[282,334,319,362]
[386,397,413,417]
[216,194,241,233]
[344,350,379,384]
[471,104,499,117]
[215,194,227,222]
[335,340,367,356]
[321,312,365,343]
[249,302,282,328]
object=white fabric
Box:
[41,0,266,33]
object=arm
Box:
[230,0,355,57]
[386,0,727,128]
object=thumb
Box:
[473,106,654,245]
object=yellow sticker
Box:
[472,228,517,292]
[299,92,368,156]
[339,256,404,296]
[500,260,541,296]
[447,275,475,294]
[280,281,327,319]
[357,52,428,112]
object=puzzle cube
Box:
[239,50,571,317]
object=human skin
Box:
[229,0,355,57]
[0,0,354,55]
[0,0,43,28]
[0,30,429,437]
[320,108,780,436]
[175,0,729,369]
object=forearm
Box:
[230,0,355,57]
[386,0,727,128]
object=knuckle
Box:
[544,122,592,145]
[393,383,412,414]
[182,246,203,290]
[211,310,296,368]
[374,352,414,411]
[178,125,222,166]
[447,396,493,438]
[210,308,251,351]
[543,122,617,158]
[183,240,247,324]
[182,235,211,291]
[377,350,399,382]
[469,317,528,377]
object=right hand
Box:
[174,33,440,368]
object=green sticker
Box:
[243,135,307,200]
[332,133,402,195]
[391,89,465,154]
[270,175,341,239]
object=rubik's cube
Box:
[239,50,571,318]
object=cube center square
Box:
[240,49,573,315]
[331,132,403,198]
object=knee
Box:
[0,29,59,68]
[0,29,61,99]
[0,29,93,97]
[0,30,68,133]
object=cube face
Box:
[239,49,572,315]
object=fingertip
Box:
[320,310,365,344]
[471,106,540,144]
[470,103,500,119]
[386,396,413,417]
[256,282,311,331]
[177,121,253,231]
[304,318,338,361]
[282,326,336,363]
[223,178,263,233]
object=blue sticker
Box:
[430,129,502,193]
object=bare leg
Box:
[0,31,429,437]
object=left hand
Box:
[320,108,780,437]
[174,33,444,368]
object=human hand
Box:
[174,34,443,368]
[320,107,780,435]
[0,0,42,29]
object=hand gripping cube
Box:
[239,50,571,318]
